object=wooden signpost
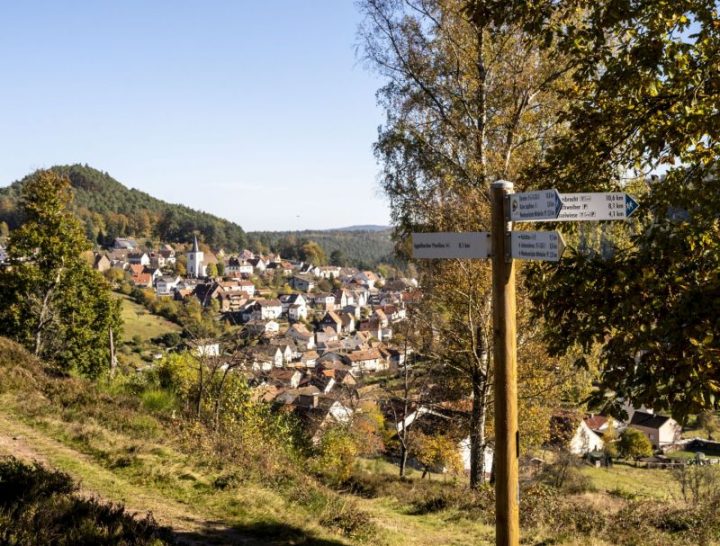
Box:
[412,181,639,546]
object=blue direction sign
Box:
[509,189,563,222]
[533,192,640,222]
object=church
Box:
[187,235,206,278]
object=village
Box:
[81,235,720,476]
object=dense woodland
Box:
[247,229,397,269]
[0,164,248,250]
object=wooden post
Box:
[490,180,519,546]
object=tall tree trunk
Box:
[34,272,61,356]
[470,326,490,489]
[399,441,408,478]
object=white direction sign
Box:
[509,189,563,222]
[536,192,640,222]
[412,232,491,259]
[511,231,565,262]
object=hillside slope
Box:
[0,337,492,546]
[0,164,247,250]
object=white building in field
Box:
[187,235,205,278]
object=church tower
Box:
[187,235,204,278]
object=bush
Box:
[619,428,653,461]
[0,457,174,545]
[311,427,359,486]
[141,388,177,414]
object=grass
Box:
[580,462,681,500]
[115,293,181,342]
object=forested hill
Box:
[0,164,247,250]
[248,229,397,269]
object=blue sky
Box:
[0,1,389,231]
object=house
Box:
[158,247,176,264]
[320,311,343,334]
[219,292,249,313]
[299,350,319,369]
[315,327,339,347]
[266,261,294,277]
[291,275,316,293]
[279,293,307,313]
[334,288,356,308]
[340,313,356,333]
[382,304,406,323]
[550,413,604,455]
[347,348,386,374]
[113,237,138,250]
[128,252,151,267]
[219,279,255,297]
[313,293,336,311]
[629,411,682,448]
[267,369,303,389]
[245,319,280,337]
[227,257,254,276]
[93,253,111,272]
[289,302,307,322]
[250,346,284,371]
[130,271,153,287]
[317,266,342,279]
[372,309,389,328]
[248,258,267,274]
[145,267,162,284]
[354,271,380,289]
[156,275,181,295]
[293,397,354,444]
[358,319,383,341]
[252,299,283,321]
[584,414,622,436]
[286,323,316,350]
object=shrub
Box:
[0,457,174,545]
[141,388,177,414]
[619,428,653,461]
[311,427,359,486]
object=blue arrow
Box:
[553,190,563,218]
[625,194,639,217]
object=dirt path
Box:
[0,413,250,545]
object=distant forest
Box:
[0,164,248,250]
[0,165,400,267]
[247,229,399,269]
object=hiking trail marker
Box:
[412,183,639,546]
[536,192,640,222]
[510,231,565,261]
[412,231,491,259]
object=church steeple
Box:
[188,235,204,278]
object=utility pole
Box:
[490,180,519,546]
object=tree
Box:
[311,426,359,485]
[205,262,218,278]
[359,0,573,487]
[526,0,720,419]
[215,261,225,276]
[698,411,719,441]
[602,422,619,459]
[329,249,346,267]
[0,221,9,239]
[300,240,327,266]
[0,170,121,377]
[618,428,653,463]
[411,432,464,479]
